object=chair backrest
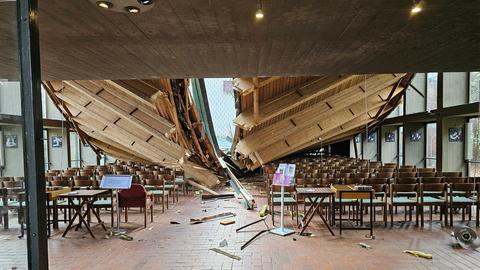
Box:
[353,172,370,179]
[418,172,436,177]
[396,177,418,184]
[119,184,147,207]
[364,177,389,185]
[450,183,476,197]
[320,178,340,186]
[145,178,163,186]
[445,177,467,184]
[271,185,296,193]
[398,172,417,178]
[420,183,447,196]
[391,183,418,195]
[398,167,415,173]
[378,167,395,173]
[442,172,462,177]
[417,167,435,173]
[420,177,444,184]
[383,163,397,168]
[374,172,394,179]
[334,173,350,179]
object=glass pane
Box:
[399,126,404,165]
[201,78,236,155]
[69,131,80,168]
[470,72,480,103]
[426,73,437,111]
[425,123,437,168]
[0,1,28,268]
[469,118,480,176]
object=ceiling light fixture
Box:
[255,1,264,19]
[96,1,113,9]
[411,0,422,14]
[125,6,140,13]
[137,0,153,5]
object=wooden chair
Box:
[144,178,169,212]
[418,171,436,178]
[418,183,448,227]
[442,172,462,177]
[388,183,419,226]
[417,168,435,173]
[159,174,178,203]
[73,176,92,189]
[362,183,388,226]
[118,184,154,228]
[448,183,478,227]
[398,172,417,178]
[271,185,298,226]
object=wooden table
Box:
[331,185,374,236]
[297,187,335,236]
[59,190,108,238]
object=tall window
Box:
[426,73,438,111]
[69,131,81,168]
[469,72,480,103]
[468,118,480,176]
[398,126,404,165]
[425,123,437,168]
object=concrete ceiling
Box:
[1,0,479,80]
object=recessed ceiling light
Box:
[96,1,113,9]
[125,6,140,13]
[137,0,153,5]
[255,2,264,19]
[411,0,422,14]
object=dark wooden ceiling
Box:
[1,0,479,80]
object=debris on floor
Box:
[402,250,433,259]
[175,210,182,214]
[358,242,372,249]
[190,212,236,224]
[119,234,133,241]
[220,219,235,226]
[300,232,315,237]
[209,248,241,261]
[170,221,180,224]
[225,187,234,192]
[219,239,228,247]
[259,205,269,217]
[202,193,235,200]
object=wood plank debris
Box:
[209,248,241,261]
[190,212,236,224]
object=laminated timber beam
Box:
[46,79,221,188]
[234,75,355,130]
[51,86,181,162]
[233,73,409,170]
[236,74,405,156]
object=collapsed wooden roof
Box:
[43,79,221,187]
[232,73,414,170]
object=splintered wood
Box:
[44,79,220,187]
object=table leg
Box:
[339,193,343,235]
[299,196,320,235]
[316,196,335,236]
[299,196,318,228]
[88,196,106,231]
[62,198,81,237]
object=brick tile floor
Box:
[2,183,480,270]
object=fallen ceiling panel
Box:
[232,73,413,170]
[43,79,221,187]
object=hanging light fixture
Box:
[411,0,422,14]
[255,1,264,19]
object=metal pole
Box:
[17,0,48,268]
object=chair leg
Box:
[125,208,128,223]
[383,205,387,226]
[450,205,454,226]
[162,196,165,213]
[272,204,275,226]
[390,205,394,226]
[144,207,147,228]
[151,205,154,222]
[421,205,424,227]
